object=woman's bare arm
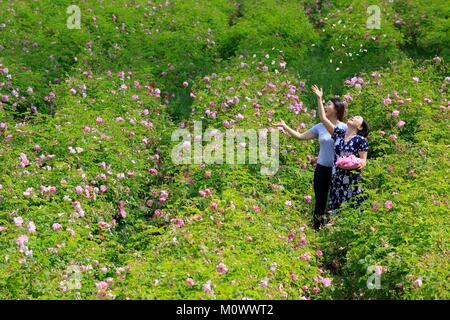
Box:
[274,120,316,140]
[311,85,335,135]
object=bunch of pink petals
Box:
[336,155,364,168]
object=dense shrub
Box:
[318,58,449,299]
[0,0,448,300]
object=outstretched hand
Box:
[311,85,323,99]
[274,119,287,128]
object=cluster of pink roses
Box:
[336,154,364,168]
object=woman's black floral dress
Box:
[329,127,369,211]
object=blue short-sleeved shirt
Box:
[310,122,348,167]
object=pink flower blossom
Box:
[389,134,397,141]
[371,72,381,78]
[210,202,218,210]
[216,263,228,275]
[397,120,406,129]
[412,77,419,83]
[374,265,384,275]
[96,117,104,123]
[321,278,332,287]
[16,234,28,247]
[385,200,393,209]
[203,280,214,295]
[299,252,311,261]
[186,277,195,287]
[304,195,312,203]
[267,82,276,90]
[391,110,400,117]
[299,236,309,246]
[171,218,184,228]
[288,271,298,282]
[336,155,364,168]
[182,81,189,87]
[153,209,162,218]
[118,200,126,218]
[412,278,423,288]
[27,221,36,233]
[96,281,109,290]
[14,217,23,227]
[23,187,33,197]
[73,201,85,217]
[260,278,269,288]
[316,250,323,257]
[52,223,62,231]
[19,153,30,167]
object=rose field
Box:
[0,0,448,300]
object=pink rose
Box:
[389,134,397,141]
[75,186,83,194]
[52,223,62,231]
[27,221,36,233]
[336,154,364,168]
[321,278,332,287]
[19,153,30,167]
[203,280,214,295]
[171,218,184,228]
[186,277,195,287]
[216,263,228,275]
[14,217,24,227]
[384,200,393,209]
[412,278,423,288]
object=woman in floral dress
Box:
[311,85,370,213]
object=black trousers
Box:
[313,163,332,230]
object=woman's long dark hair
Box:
[330,97,346,121]
[357,119,370,138]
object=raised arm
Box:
[311,85,335,135]
[274,119,316,140]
